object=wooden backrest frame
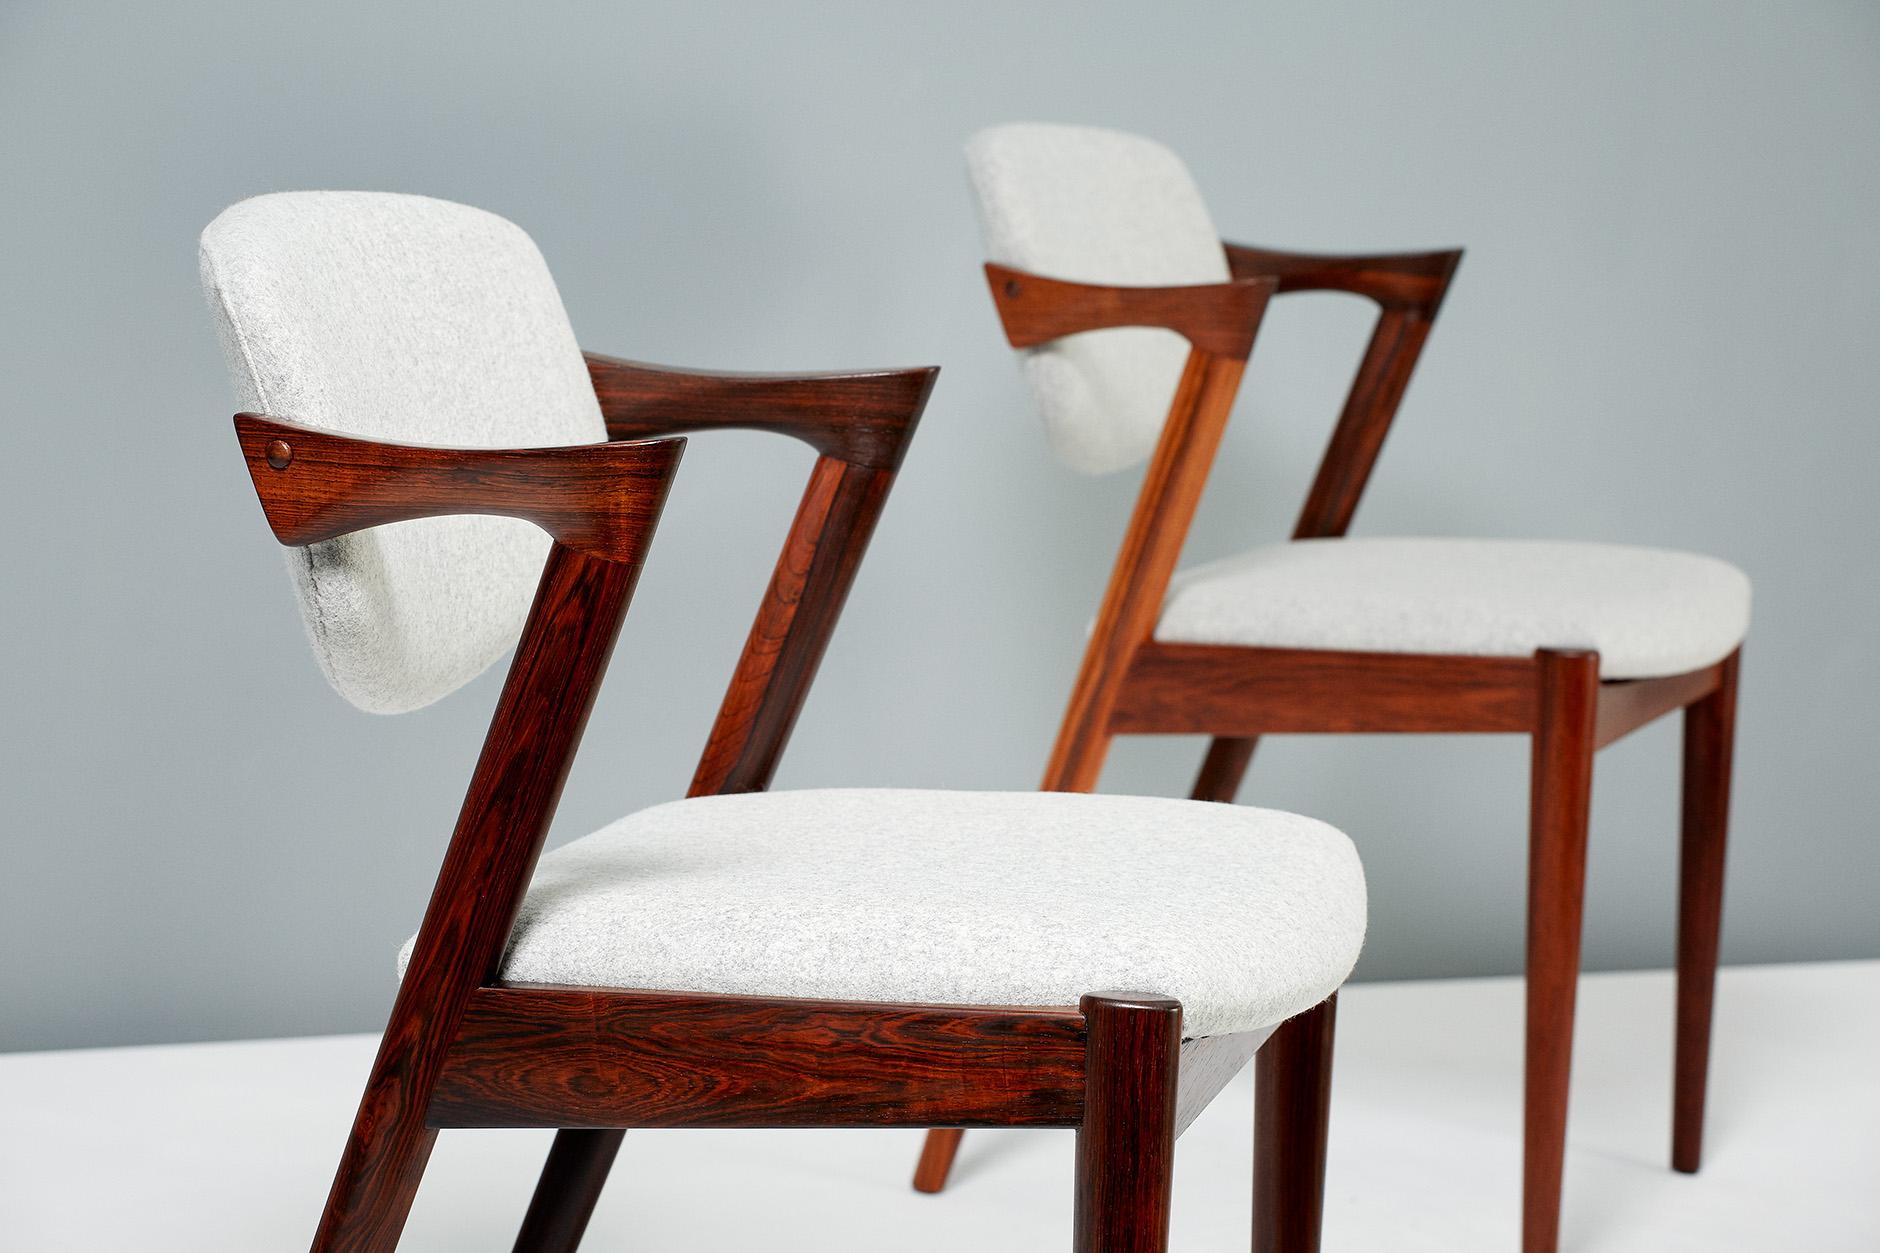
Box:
[1224,244,1463,540]
[585,354,938,796]
[235,361,934,1239]
[237,418,687,1238]
[983,244,1460,790]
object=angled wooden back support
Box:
[983,265,1272,788]
[586,355,938,798]
[237,360,934,993]
[235,362,935,1245]
[981,245,1459,791]
[1223,245,1463,540]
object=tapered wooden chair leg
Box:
[1673,648,1739,1174]
[1252,995,1336,1253]
[1074,994,1182,1253]
[1191,736,1260,804]
[513,1129,626,1252]
[913,1129,965,1193]
[1522,649,1600,1253]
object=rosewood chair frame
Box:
[236,353,1334,1253]
[914,250,1740,1253]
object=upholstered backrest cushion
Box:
[200,192,607,713]
[965,123,1230,475]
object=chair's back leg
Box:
[1252,996,1337,1253]
[912,1129,966,1193]
[1522,648,1600,1253]
[1074,994,1182,1253]
[1673,647,1740,1173]
[1190,736,1260,804]
[512,1129,627,1252]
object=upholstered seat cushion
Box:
[1158,538,1751,679]
[400,789,1365,1039]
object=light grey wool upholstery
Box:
[213,189,1369,1040]
[966,123,1231,475]
[1159,538,1751,679]
[200,192,606,713]
[972,124,1752,678]
[400,789,1367,1039]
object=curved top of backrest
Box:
[965,123,1230,475]
[200,191,607,714]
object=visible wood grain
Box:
[510,1129,623,1253]
[985,263,1273,360]
[1524,649,1601,1253]
[949,217,1740,1249]
[1224,243,1462,310]
[582,356,935,800]
[585,354,937,471]
[1252,996,1337,1253]
[1674,647,1739,1174]
[1075,994,1182,1253]
[1174,1030,1268,1139]
[233,414,682,564]
[313,543,653,1253]
[233,352,957,1247]
[1594,663,1724,750]
[688,456,896,797]
[1043,350,1253,791]
[1112,644,1539,735]
[925,237,1430,1204]
[429,986,1087,1130]
[516,356,935,1241]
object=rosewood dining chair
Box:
[202,190,1371,1253]
[911,124,1750,1253]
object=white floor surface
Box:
[2,962,1875,1250]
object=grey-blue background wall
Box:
[3,1,1875,1051]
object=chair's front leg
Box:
[1252,995,1337,1253]
[1075,994,1182,1253]
[513,1129,627,1252]
[1523,648,1600,1253]
[1673,647,1740,1173]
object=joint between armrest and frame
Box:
[233,413,684,565]
[1223,243,1462,312]
[573,355,940,797]
[1215,243,1462,539]
[983,264,1275,360]
[586,355,938,471]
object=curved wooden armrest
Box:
[585,355,939,471]
[984,263,1274,360]
[1223,243,1462,310]
[233,413,684,565]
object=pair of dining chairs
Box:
[204,122,1746,1253]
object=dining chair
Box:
[911,124,1750,1253]
[201,190,1371,1253]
